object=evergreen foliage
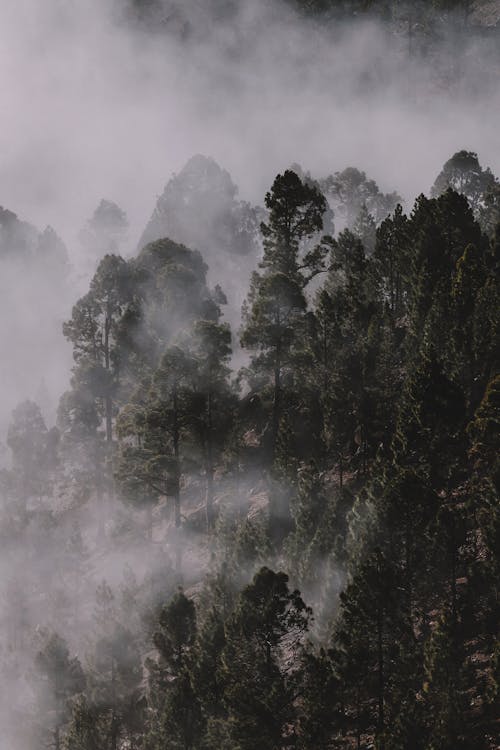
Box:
[1,152,498,750]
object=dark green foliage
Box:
[296,648,340,748]
[85,581,143,749]
[147,589,202,750]
[422,614,472,750]
[431,151,497,216]
[372,203,410,319]
[393,348,466,486]
[34,632,85,750]
[64,696,104,750]
[241,169,330,467]
[4,156,498,750]
[321,165,401,229]
[219,567,312,749]
[4,400,58,515]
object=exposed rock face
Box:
[471,0,500,28]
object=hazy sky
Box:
[1,0,498,252]
[0,0,498,437]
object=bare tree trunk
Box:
[104,311,115,521]
[104,312,113,445]
[205,392,215,530]
[111,656,118,750]
[147,503,153,541]
[272,362,281,463]
[377,606,385,738]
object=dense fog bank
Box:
[0,2,499,749]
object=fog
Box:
[0,0,498,439]
[2,0,499,239]
[0,1,498,746]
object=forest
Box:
[0,1,499,750]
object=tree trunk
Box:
[272,363,281,463]
[405,511,413,625]
[356,686,361,750]
[104,312,113,444]
[111,656,118,750]
[205,391,215,530]
[451,532,457,626]
[147,503,153,541]
[104,311,115,520]
[377,605,385,737]
[172,386,181,529]
[96,451,106,544]
[389,249,395,317]
[172,385,182,574]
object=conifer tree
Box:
[372,203,410,319]
[64,254,135,445]
[147,589,202,750]
[431,151,497,215]
[64,697,104,750]
[333,551,408,746]
[34,632,85,750]
[185,318,234,529]
[86,581,143,750]
[6,400,55,513]
[220,567,312,750]
[241,170,329,463]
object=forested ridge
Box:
[0,145,498,750]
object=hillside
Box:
[0,3,498,750]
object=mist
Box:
[1,0,499,239]
[0,1,499,748]
[0,0,498,436]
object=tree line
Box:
[0,149,498,749]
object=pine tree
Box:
[64,254,135,445]
[220,567,312,750]
[431,151,497,216]
[372,204,410,320]
[86,581,143,750]
[422,614,472,750]
[393,348,466,489]
[34,632,85,750]
[353,203,377,254]
[333,551,408,747]
[79,200,128,265]
[297,647,340,749]
[117,346,195,535]
[406,190,484,360]
[185,319,234,529]
[241,170,329,464]
[448,243,488,411]
[147,589,202,750]
[64,696,104,750]
[6,400,55,514]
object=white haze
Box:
[0,0,499,425]
[1,0,499,238]
[0,2,498,746]
[1,0,499,439]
